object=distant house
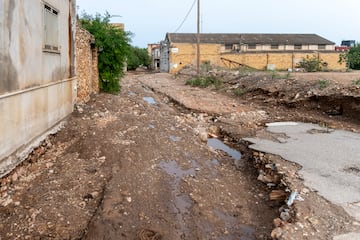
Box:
[0,0,77,177]
[148,43,160,70]
[111,23,125,30]
[160,33,345,73]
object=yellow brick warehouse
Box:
[160,33,346,73]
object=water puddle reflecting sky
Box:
[143,97,156,105]
[207,138,241,160]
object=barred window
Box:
[294,44,302,50]
[225,44,233,50]
[248,44,256,49]
[43,3,59,52]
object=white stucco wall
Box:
[0,0,77,177]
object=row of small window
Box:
[248,44,326,50]
[226,44,327,50]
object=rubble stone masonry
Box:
[76,24,99,103]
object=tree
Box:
[79,12,131,93]
[127,46,151,70]
[339,44,360,70]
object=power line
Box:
[174,0,197,33]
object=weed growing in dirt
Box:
[269,71,291,80]
[285,72,291,79]
[353,78,360,85]
[234,67,256,77]
[233,88,247,96]
[201,61,212,72]
[318,79,330,89]
[185,76,222,89]
[271,71,280,79]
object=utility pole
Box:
[196,0,200,77]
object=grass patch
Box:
[233,88,247,96]
[318,79,330,89]
[271,71,281,79]
[185,76,222,89]
[353,78,360,85]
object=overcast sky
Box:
[76,0,360,48]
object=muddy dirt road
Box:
[1,70,360,240]
[1,73,276,239]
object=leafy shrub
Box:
[185,76,222,89]
[80,12,131,93]
[299,55,323,72]
[127,46,151,70]
[339,44,360,70]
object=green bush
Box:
[299,55,323,72]
[185,76,222,89]
[339,44,360,70]
[79,12,131,93]
[127,46,151,70]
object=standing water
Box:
[143,97,156,105]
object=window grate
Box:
[43,3,59,53]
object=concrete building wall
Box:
[0,0,77,177]
[76,24,99,103]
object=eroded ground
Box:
[1,69,360,239]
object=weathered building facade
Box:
[160,33,346,73]
[0,0,77,177]
[148,43,160,70]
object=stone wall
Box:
[76,24,99,103]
